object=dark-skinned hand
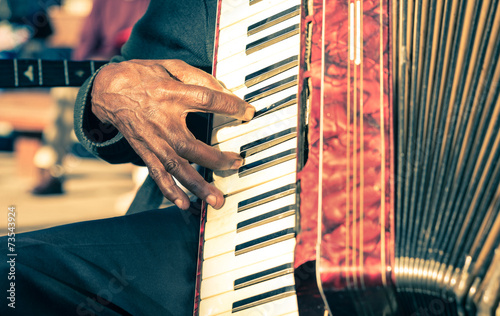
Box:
[91,59,255,210]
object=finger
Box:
[128,139,191,209]
[139,59,255,121]
[168,159,226,210]
[149,164,191,210]
[165,127,244,170]
[147,139,226,209]
[165,80,255,121]
[218,80,228,89]
[155,59,227,92]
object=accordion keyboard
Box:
[199,0,303,315]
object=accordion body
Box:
[196,0,500,315]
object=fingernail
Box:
[206,195,217,208]
[243,106,255,121]
[231,159,244,170]
[174,199,184,209]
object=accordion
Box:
[0,0,497,314]
[195,0,500,315]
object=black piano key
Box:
[238,183,296,212]
[245,55,299,87]
[237,204,296,232]
[240,127,297,158]
[238,148,296,178]
[247,5,301,36]
[234,263,294,290]
[235,228,295,256]
[254,94,297,118]
[232,285,296,313]
[246,24,300,55]
[244,75,297,103]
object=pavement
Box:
[0,152,137,235]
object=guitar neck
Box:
[0,59,108,88]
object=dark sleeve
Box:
[73,0,217,165]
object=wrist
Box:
[90,70,111,125]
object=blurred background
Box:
[0,0,150,235]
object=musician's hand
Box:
[91,59,255,210]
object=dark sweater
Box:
[73,0,217,211]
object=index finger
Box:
[155,59,226,91]
[153,59,256,120]
[181,85,255,121]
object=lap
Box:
[0,206,200,315]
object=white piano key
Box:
[231,67,298,101]
[239,152,295,181]
[206,173,296,222]
[219,137,297,186]
[204,210,237,241]
[216,34,300,75]
[235,227,294,256]
[214,298,299,316]
[217,37,299,81]
[204,231,235,260]
[204,215,295,260]
[243,56,299,88]
[212,137,297,196]
[217,46,299,91]
[245,24,300,56]
[214,158,296,195]
[249,86,298,113]
[219,1,300,46]
[231,295,299,316]
[237,204,296,233]
[247,4,301,37]
[204,193,296,240]
[241,125,295,158]
[205,210,295,258]
[213,85,298,128]
[219,0,298,30]
[201,252,294,299]
[236,193,295,224]
[211,108,297,145]
[233,285,296,314]
[236,216,295,247]
[199,274,295,315]
[237,183,296,212]
[215,126,296,155]
[202,238,296,279]
[234,262,294,291]
[218,15,300,61]
[201,267,234,300]
[243,137,295,166]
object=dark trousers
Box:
[0,207,200,315]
